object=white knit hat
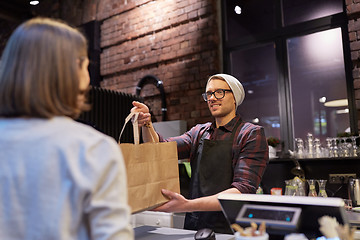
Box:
[207,73,245,109]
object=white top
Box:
[0,117,134,240]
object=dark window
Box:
[283,0,343,26]
[232,44,280,139]
[224,0,276,43]
[222,0,355,151]
[288,28,349,142]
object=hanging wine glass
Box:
[350,135,359,157]
[326,137,333,158]
[340,137,349,157]
[332,138,339,158]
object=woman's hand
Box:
[131,101,151,126]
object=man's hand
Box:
[153,188,241,213]
[131,101,151,126]
[152,189,189,213]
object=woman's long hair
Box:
[0,17,89,119]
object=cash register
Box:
[218,193,348,239]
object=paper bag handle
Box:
[119,112,140,144]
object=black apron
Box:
[184,120,242,234]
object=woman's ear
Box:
[77,57,86,68]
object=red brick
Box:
[177,14,188,22]
[188,10,198,19]
[351,41,360,51]
[354,79,360,89]
[353,68,360,78]
[191,110,200,118]
[347,3,360,16]
[175,8,185,16]
[185,5,194,13]
[351,51,359,61]
[355,89,360,99]
[349,19,360,32]
[180,83,190,89]
[349,32,357,41]
[178,0,190,8]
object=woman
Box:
[0,18,133,239]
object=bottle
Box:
[256,185,263,194]
[306,133,314,158]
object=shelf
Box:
[269,156,360,163]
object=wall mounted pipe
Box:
[136,75,167,121]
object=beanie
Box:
[207,73,245,109]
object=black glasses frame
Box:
[202,89,232,101]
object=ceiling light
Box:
[324,99,348,107]
[30,1,39,6]
[234,6,241,15]
[336,109,349,114]
[252,118,259,123]
[319,97,326,103]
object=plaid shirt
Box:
[159,115,269,193]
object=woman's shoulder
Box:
[52,117,118,146]
[53,117,122,162]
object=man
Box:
[132,73,269,233]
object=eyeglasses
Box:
[202,89,232,101]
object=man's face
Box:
[205,79,236,119]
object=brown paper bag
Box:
[119,112,180,213]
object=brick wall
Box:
[346,0,360,130]
[56,0,220,126]
[97,0,219,126]
[52,0,218,127]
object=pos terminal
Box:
[218,193,348,239]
